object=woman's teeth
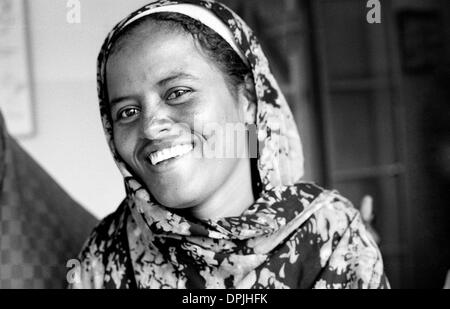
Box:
[148,144,193,165]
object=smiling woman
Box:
[106,15,255,218]
[70,0,389,289]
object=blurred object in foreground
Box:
[360,195,381,244]
[444,270,450,289]
[0,110,97,289]
[444,270,450,290]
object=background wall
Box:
[390,0,450,288]
[310,0,449,288]
[16,0,151,219]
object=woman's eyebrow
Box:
[157,72,199,87]
[109,96,135,108]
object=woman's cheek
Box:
[114,127,135,164]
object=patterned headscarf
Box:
[72,0,389,289]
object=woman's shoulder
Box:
[293,182,368,243]
[271,181,361,230]
[92,200,129,237]
[291,182,389,288]
[292,181,359,217]
[69,200,133,288]
[273,181,366,246]
[80,200,129,252]
[290,182,379,257]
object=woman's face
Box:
[106,25,250,210]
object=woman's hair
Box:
[108,12,255,101]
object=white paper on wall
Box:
[0,0,34,137]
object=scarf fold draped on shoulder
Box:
[71,0,389,289]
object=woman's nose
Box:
[140,115,174,140]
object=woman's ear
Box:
[238,74,256,126]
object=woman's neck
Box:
[190,158,255,220]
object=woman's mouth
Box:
[148,143,194,165]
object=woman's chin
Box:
[152,193,199,210]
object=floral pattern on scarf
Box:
[70,0,389,289]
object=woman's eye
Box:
[166,89,191,101]
[117,107,140,121]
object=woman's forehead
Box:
[109,20,185,59]
[108,32,214,76]
[105,32,224,98]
